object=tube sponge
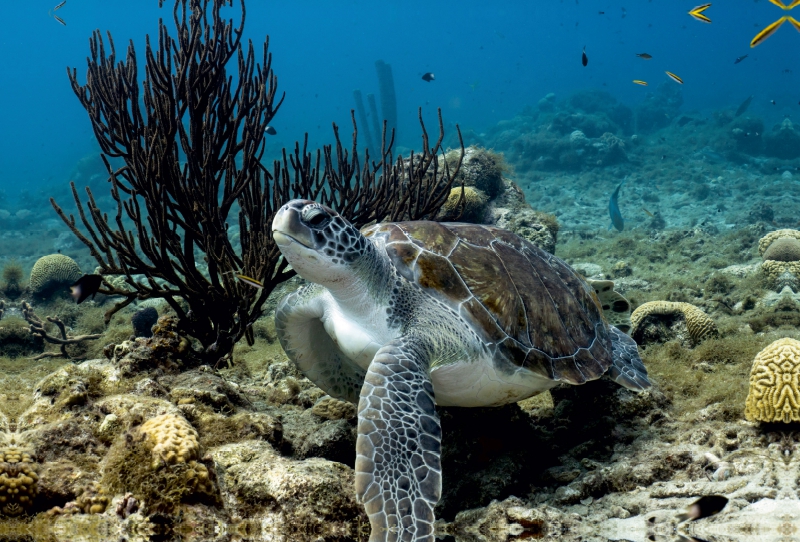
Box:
[375,60,398,142]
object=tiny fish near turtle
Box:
[272,200,650,542]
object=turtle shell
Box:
[362,221,613,385]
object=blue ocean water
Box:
[2,0,799,203]
[6,3,800,539]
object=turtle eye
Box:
[302,205,330,228]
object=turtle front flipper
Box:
[275,285,366,403]
[356,336,441,542]
[608,325,651,391]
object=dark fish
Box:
[582,46,588,66]
[734,54,748,64]
[677,495,728,522]
[771,99,777,105]
[642,207,654,217]
[636,53,653,59]
[70,274,104,304]
[421,72,435,82]
[53,0,66,10]
[264,126,277,135]
[608,181,626,232]
[53,14,66,25]
[735,95,754,117]
[598,11,605,14]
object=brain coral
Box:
[0,446,38,516]
[29,254,82,296]
[745,338,800,423]
[760,260,800,291]
[140,413,200,469]
[763,238,800,262]
[630,301,718,344]
[437,186,488,222]
[758,229,800,258]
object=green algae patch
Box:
[642,333,770,420]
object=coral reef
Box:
[744,337,800,423]
[763,118,800,159]
[104,314,194,375]
[0,444,38,516]
[631,300,718,346]
[28,254,82,298]
[0,314,44,358]
[1,260,25,299]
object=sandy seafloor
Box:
[2,87,800,541]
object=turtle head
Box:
[272,200,369,284]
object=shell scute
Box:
[448,241,528,343]
[443,223,497,246]
[415,251,471,302]
[460,298,509,344]
[401,222,460,255]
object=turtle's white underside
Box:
[322,298,556,407]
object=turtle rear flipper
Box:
[356,336,441,542]
[607,325,651,390]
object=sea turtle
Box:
[272,200,650,542]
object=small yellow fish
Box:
[235,274,264,289]
[632,80,648,86]
[688,3,712,23]
[642,207,655,217]
[665,71,683,84]
[751,16,788,47]
[769,0,800,9]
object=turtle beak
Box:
[272,201,314,249]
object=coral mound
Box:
[758,229,800,259]
[0,446,38,516]
[140,413,200,468]
[448,146,505,198]
[745,337,800,423]
[758,231,800,289]
[437,186,488,222]
[630,301,718,345]
[29,254,82,296]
